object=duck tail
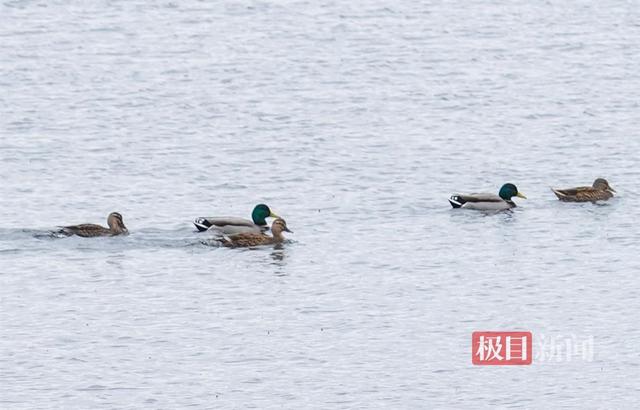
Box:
[550,188,566,200]
[448,195,464,208]
[194,218,212,232]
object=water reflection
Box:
[270,244,286,268]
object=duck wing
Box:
[208,224,263,236]
[551,186,612,202]
[464,193,504,202]
[194,216,261,233]
[449,192,503,208]
[221,232,270,248]
[60,224,110,237]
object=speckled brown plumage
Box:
[219,218,292,248]
[60,212,129,237]
[551,178,615,202]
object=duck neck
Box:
[108,220,127,234]
[271,230,285,243]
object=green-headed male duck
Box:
[194,203,279,235]
[449,183,526,211]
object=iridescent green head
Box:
[251,204,278,225]
[499,183,526,200]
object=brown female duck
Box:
[219,218,292,248]
[551,178,616,202]
[59,212,128,237]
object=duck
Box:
[59,212,128,237]
[218,218,292,248]
[551,178,615,202]
[449,183,526,211]
[193,203,279,235]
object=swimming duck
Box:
[194,204,279,234]
[218,218,292,248]
[551,178,615,202]
[449,183,526,211]
[59,212,128,237]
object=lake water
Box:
[1,0,639,408]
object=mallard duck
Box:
[551,178,615,202]
[218,218,292,248]
[449,183,526,211]
[59,212,128,237]
[194,203,279,234]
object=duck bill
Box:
[284,227,293,233]
[607,187,616,193]
[516,192,527,199]
[269,211,280,219]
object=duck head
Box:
[499,183,526,200]
[107,212,128,234]
[252,204,279,225]
[593,178,615,193]
[271,218,292,235]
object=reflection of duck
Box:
[219,218,292,248]
[59,212,128,237]
[193,204,279,234]
[551,178,615,202]
[449,183,526,211]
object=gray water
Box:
[1,1,640,408]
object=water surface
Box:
[1,0,639,408]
